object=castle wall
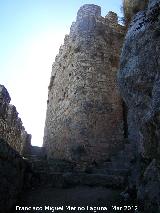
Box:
[44,4,125,163]
[0,85,31,155]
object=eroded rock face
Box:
[44,4,125,163]
[118,0,160,211]
[118,0,160,158]
[0,85,31,155]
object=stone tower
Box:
[43,4,125,163]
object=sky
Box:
[0,0,123,146]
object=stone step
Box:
[92,168,130,176]
[30,160,47,164]
[108,168,130,176]
[116,150,134,162]
[26,157,45,162]
[29,161,48,168]
[111,151,133,162]
[32,171,126,189]
[97,161,112,168]
[124,143,137,155]
[63,173,126,189]
[32,166,49,173]
[111,159,131,170]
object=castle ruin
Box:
[43,4,125,163]
[1,1,160,211]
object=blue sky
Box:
[0,0,123,146]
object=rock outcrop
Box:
[118,0,160,211]
[44,4,125,164]
[0,85,31,155]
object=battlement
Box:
[76,4,101,21]
[105,11,118,24]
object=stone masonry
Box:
[44,4,125,163]
[0,85,31,155]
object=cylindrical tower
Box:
[43,5,125,164]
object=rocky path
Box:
[14,186,123,213]
[12,143,137,213]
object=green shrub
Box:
[122,0,149,26]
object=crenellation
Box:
[76,4,101,21]
[105,11,118,23]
